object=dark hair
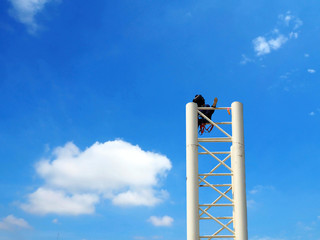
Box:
[193,94,205,106]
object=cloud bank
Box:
[21,140,172,215]
[8,0,54,33]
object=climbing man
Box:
[192,94,218,127]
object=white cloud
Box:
[112,189,168,207]
[309,108,320,116]
[252,12,302,57]
[268,35,288,50]
[21,188,99,215]
[8,0,54,33]
[0,215,31,230]
[148,216,174,227]
[21,140,172,215]
[289,32,298,39]
[52,218,58,224]
[240,54,254,65]
[294,18,303,30]
[279,11,303,29]
[307,69,316,74]
[249,185,275,194]
[253,35,287,56]
[253,37,270,56]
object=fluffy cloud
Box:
[0,215,31,230]
[252,12,302,56]
[21,140,172,215]
[21,188,99,215]
[148,216,174,227]
[307,69,316,74]
[8,0,54,33]
[253,35,288,56]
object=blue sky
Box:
[0,0,320,239]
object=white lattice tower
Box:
[186,102,248,240]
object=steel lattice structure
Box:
[186,102,248,240]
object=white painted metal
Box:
[231,102,248,240]
[186,102,199,240]
[186,101,248,240]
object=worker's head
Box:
[193,94,205,107]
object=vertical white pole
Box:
[186,102,199,240]
[231,101,248,240]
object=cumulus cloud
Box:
[307,69,316,74]
[148,216,174,227]
[252,12,302,56]
[253,37,270,56]
[8,0,54,33]
[21,140,172,215]
[0,215,31,230]
[21,188,99,215]
[268,35,288,50]
[253,35,288,56]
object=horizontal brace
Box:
[199,151,231,155]
[199,204,234,207]
[198,107,231,110]
[198,138,232,142]
[200,235,235,238]
[199,184,232,187]
[199,173,233,176]
[216,122,232,125]
[200,217,233,220]
[200,122,232,125]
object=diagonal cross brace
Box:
[197,110,232,138]
[198,177,233,203]
[208,219,234,240]
[198,144,232,172]
[198,153,231,185]
[199,187,233,217]
[199,208,235,235]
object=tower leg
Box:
[231,102,248,240]
[186,102,199,240]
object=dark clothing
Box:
[198,104,215,126]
